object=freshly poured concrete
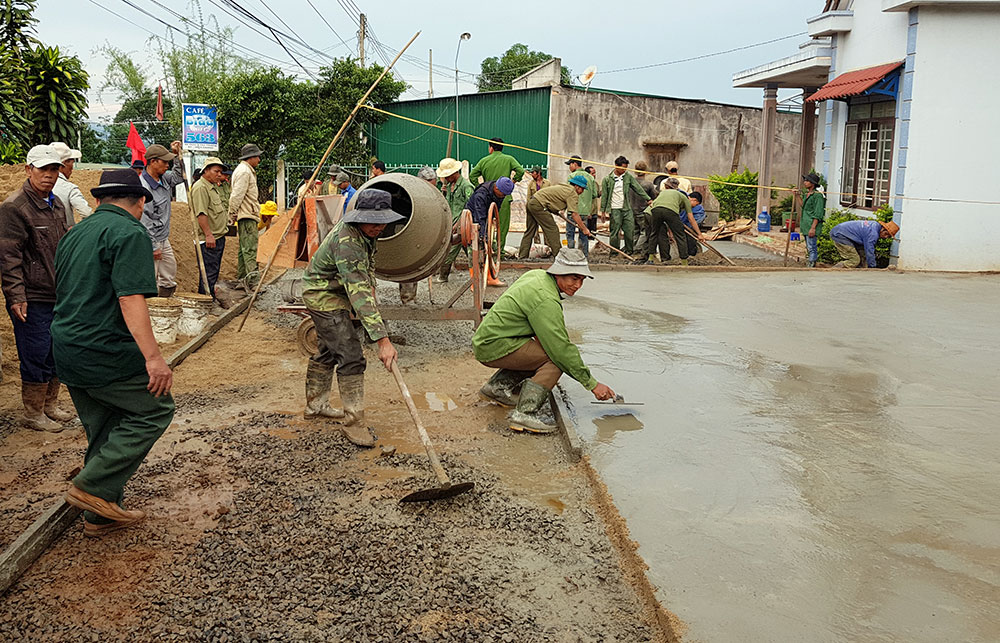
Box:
[560,271,1000,642]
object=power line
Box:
[208,0,323,74]
[305,0,351,53]
[603,32,808,74]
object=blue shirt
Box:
[342,184,357,214]
[689,203,706,227]
[465,181,506,236]
[139,164,186,243]
[830,219,882,268]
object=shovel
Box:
[390,362,475,503]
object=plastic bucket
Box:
[147,297,182,344]
[175,293,214,336]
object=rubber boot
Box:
[336,374,375,447]
[304,361,345,419]
[44,378,76,423]
[486,270,506,287]
[434,262,451,283]
[157,285,176,298]
[681,258,689,266]
[479,369,528,408]
[507,380,557,434]
[22,382,63,432]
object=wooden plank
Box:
[167,296,252,368]
[0,501,82,595]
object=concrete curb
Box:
[551,385,584,462]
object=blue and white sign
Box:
[181,103,219,151]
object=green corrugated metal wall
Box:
[371,88,550,169]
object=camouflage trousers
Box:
[308,309,366,376]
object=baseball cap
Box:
[495,177,515,195]
[49,141,82,162]
[26,145,64,168]
[145,144,176,162]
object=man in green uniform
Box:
[648,178,701,265]
[469,137,524,253]
[300,189,402,448]
[564,156,597,252]
[472,249,615,433]
[435,157,475,283]
[52,169,175,537]
[600,156,651,255]
[190,157,229,298]
[800,173,826,268]
[520,175,590,260]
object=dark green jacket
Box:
[601,172,650,214]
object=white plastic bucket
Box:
[175,293,214,336]
[147,297,182,344]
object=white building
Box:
[734,0,1000,271]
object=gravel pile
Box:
[1,410,655,641]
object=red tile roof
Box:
[806,61,903,102]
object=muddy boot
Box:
[434,262,451,283]
[157,285,176,298]
[22,382,63,433]
[479,369,527,408]
[44,378,76,423]
[507,380,557,434]
[337,374,375,447]
[303,361,345,419]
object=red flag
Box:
[156,84,164,121]
[125,122,146,164]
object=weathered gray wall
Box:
[547,87,803,221]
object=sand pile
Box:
[0,165,238,376]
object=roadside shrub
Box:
[707,167,758,221]
[819,203,894,267]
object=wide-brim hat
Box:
[131,159,146,169]
[546,248,594,279]
[802,172,822,186]
[91,168,154,201]
[880,220,900,237]
[436,157,462,178]
[343,188,406,225]
[239,143,262,160]
[202,156,225,171]
[145,144,176,162]
[568,174,588,189]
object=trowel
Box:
[591,394,644,406]
[390,362,475,503]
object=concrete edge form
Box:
[0,501,82,595]
[551,385,584,462]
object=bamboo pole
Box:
[238,31,422,332]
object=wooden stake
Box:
[238,31,422,332]
[181,151,211,295]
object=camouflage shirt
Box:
[302,220,387,341]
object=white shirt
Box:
[610,174,625,209]
[52,173,92,227]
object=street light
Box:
[455,32,471,159]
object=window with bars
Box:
[840,101,895,209]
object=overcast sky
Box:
[37,0,822,120]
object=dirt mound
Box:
[0,165,237,377]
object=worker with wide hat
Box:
[472,248,616,434]
[300,188,403,447]
[435,157,476,283]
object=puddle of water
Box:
[413,392,458,412]
[592,413,644,443]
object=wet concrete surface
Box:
[559,270,1000,642]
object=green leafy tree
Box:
[477,44,571,92]
[78,120,117,164]
[0,0,40,155]
[23,45,89,145]
[708,167,759,221]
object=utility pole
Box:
[428,49,433,98]
[358,14,366,68]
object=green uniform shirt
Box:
[472,269,597,390]
[800,190,826,235]
[470,150,525,184]
[531,183,580,214]
[189,177,229,239]
[217,181,232,211]
[567,169,596,215]
[444,175,475,221]
[51,204,158,388]
[600,171,650,214]
[650,189,692,216]
[301,220,387,341]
